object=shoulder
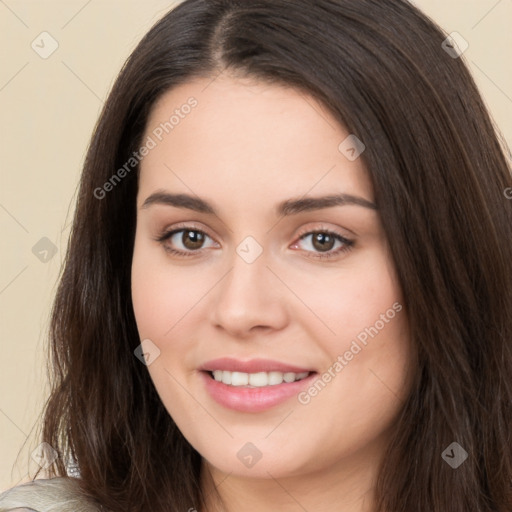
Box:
[0,477,102,512]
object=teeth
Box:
[210,370,310,387]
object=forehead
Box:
[138,74,373,210]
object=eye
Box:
[291,230,354,260]
[156,227,218,257]
[156,225,354,260]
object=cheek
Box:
[131,240,205,339]
[290,247,411,410]
[284,248,402,347]
[131,263,169,339]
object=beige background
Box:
[1,0,511,492]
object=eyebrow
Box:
[141,191,377,216]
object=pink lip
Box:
[200,372,316,413]
[199,357,313,374]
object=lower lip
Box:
[200,371,317,413]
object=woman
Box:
[1,0,511,511]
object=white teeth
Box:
[249,372,268,387]
[210,370,310,387]
[283,372,296,383]
[268,371,284,385]
[231,372,249,386]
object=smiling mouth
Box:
[206,370,314,387]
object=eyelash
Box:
[155,225,354,261]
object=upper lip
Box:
[199,357,315,374]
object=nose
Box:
[210,252,289,339]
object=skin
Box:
[131,73,414,512]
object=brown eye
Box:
[156,227,218,257]
[293,230,354,260]
[311,232,336,252]
[181,230,205,250]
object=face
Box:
[131,74,413,484]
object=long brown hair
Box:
[37,0,512,510]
